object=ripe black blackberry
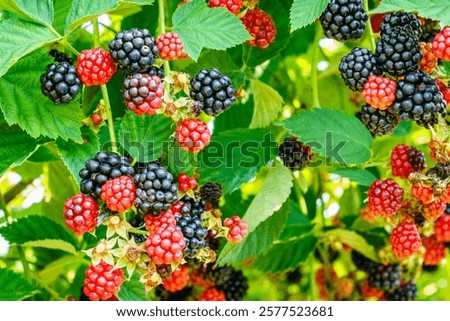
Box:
[391,71,446,127]
[145,65,165,79]
[385,281,417,301]
[358,104,400,136]
[215,267,248,301]
[200,182,223,204]
[286,268,302,284]
[109,28,159,74]
[134,162,178,215]
[190,68,236,117]
[380,12,422,38]
[339,47,381,92]
[368,264,401,291]
[351,251,376,272]
[180,195,206,217]
[40,60,81,104]
[278,137,313,171]
[319,0,368,41]
[176,215,207,258]
[376,27,422,77]
[79,151,134,199]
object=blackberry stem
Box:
[363,0,376,52]
[158,0,171,75]
[311,23,321,108]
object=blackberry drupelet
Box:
[109,28,159,74]
[339,47,381,92]
[351,251,377,272]
[176,215,207,258]
[376,27,422,77]
[190,68,236,117]
[385,281,417,301]
[134,162,178,215]
[358,104,400,136]
[368,264,401,291]
[319,0,368,41]
[79,151,134,199]
[380,12,422,38]
[180,196,207,217]
[391,71,446,127]
[40,60,81,104]
[278,137,313,171]
[200,182,223,204]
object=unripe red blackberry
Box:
[100,176,136,212]
[241,8,276,49]
[422,236,446,266]
[175,118,211,153]
[419,42,438,75]
[389,222,422,260]
[63,194,99,234]
[390,144,426,179]
[145,225,186,265]
[76,47,116,86]
[162,265,190,292]
[83,261,124,301]
[362,75,396,110]
[208,0,242,14]
[367,179,404,217]
[435,212,450,242]
[199,287,226,301]
[432,27,450,61]
[156,32,184,61]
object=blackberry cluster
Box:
[176,215,207,258]
[380,12,422,38]
[351,251,376,272]
[319,0,368,41]
[79,151,134,199]
[375,27,422,77]
[134,162,178,215]
[339,47,381,92]
[200,182,223,204]
[368,264,401,291]
[278,137,313,171]
[358,104,400,136]
[190,68,236,117]
[391,71,446,127]
[385,281,418,301]
[109,28,159,74]
[180,196,207,217]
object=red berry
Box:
[83,261,124,301]
[362,75,396,110]
[315,267,338,300]
[390,144,426,179]
[76,47,116,86]
[63,193,99,234]
[367,179,404,217]
[432,27,450,61]
[91,113,102,125]
[156,32,184,61]
[423,199,446,221]
[439,186,450,203]
[123,74,164,116]
[208,0,243,14]
[199,287,226,301]
[360,205,377,223]
[419,42,438,75]
[162,265,190,292]
[175,118,211,153]
[370,13,384,34]
[223,216,248,243]
[145,225,186,265]
[436,78,450,104]
[177,173,198,192]
[144,206,178,232]
[389,222,422,260]
[422,235,447,266]
[435,213,450,242]
[241,8,276,49]
[101,176,136,212]
[359,279,386,300]
[411,185,434,204]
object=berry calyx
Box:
[76,47,116,86]
[208,0,242,14]
[145,225,186,265]
[83,261,124,301]
[156,32,184,61]
[175,118,211,153]
[178,173,198,192]
[101,176,136,212]
[63,194,99,234]
[362,75,396,110]
[241,8,276,49]
[389,222,422,260]
[432,27,450,61]
[223,216,248,243]
[390,144,426,179]
[367,179,404,217]
[162,265,190,292]
[123,73,164,116]
[199,287,226,301]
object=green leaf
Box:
[199,129,277,194]
[0,268,39,300]
[0,0,54,26]
[57,127,100,184]
[117,272,149,301]
[323,228,379,262]
[52,0,74,34]
[372,0,450,26]
[0,18,58,77]
[331,168,376,187]
[0,122,39,176]
[119,112,174,163]
[65,0,118,33]
[217,200,289,265]
[0,50,82,142]
[167,143,198,177]
[249,80,283,129]
[172,0,251,61]
[28,143,60,163]
[0,216,78,254]
[279,108,373,165]
[252,235,318,273]
[290,0,330,32]
[38,255,84,283]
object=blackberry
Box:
[176,215,207,258]
[144,65,165,79]
[129,215,146,243]
[419,18,440,42]
[216,267,248,301]
[391,71,446,127]
[109,28,159,74]
[319,0,368,41]
[376,27,422,77]
[380,12,422,38]
[339,47,381,92]
[358,104,400,136]
[79,151,134,199]
[286,268,302,284]
[427,163,450,180]
[180,195,206,217]
[190,68,236,117]
[40,61,81,104]
[278,137,313,171]
[351,251,376,272]
[200,182,223,204]
[385,281,417,301]
[49,49,73,64]
[134,162,178,215]
[368,264,401,291]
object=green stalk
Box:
[311,24,321,108]
[363,0,376,52]
[158,0,171,74]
